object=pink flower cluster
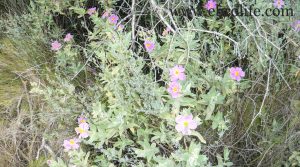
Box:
[50,33,73,51]
[171,67,245,136]
[167,65,186,98]
[202,0,295,34]
[167,65,197,136]
[166,65,198,135]
[101,10,124,31]
[75,124,89,139]
[63,115,90,151]
[272,1,300,34]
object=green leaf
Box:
[224,147,230,161]
[201,88,225,120]
[69,7,86,16]
[191,131,206,144]
[154,156,176,167]
[133,141,159,162]
[211,112,229,136]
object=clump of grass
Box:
[0,25,54,166]
[0,37,29,108]
[0,0,29,15]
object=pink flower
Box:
[273,0,284,9]
[117,24,124,31]
[204,0,217,10]
[162,26,171,36]
[77,115,87,124]
[87,7,96,16]
[75,122,90,139]
[101,11,110,19]
[51,41,61,51]
[229,67,245,81]
[292,20,300,32]
[169,65,186,81]
[64,33,73,42]
[175,114,197,135]
[167,81,181,98]
[46,160,52,166]
[144,40,155,52]
[63,138,80,151]
[114,24,124,31]
[108,14,119,25]
[166,27,171,32]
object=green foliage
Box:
[285,151,300,166]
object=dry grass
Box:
[0,36,53,167]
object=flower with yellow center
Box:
[69,139,75,145]
[63,138,80,151]
[169,65,186,81]
[78,116,87,124]
[78,127,85,134]
[235,71,239,76]
[172,86,178,93]
[183,121,189,127]
[144,40,155,52]
[167,81,181,98]
[108,14,119,24]
[229,67,245,81]
[75,123,90,139]
[175,114,198,135]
